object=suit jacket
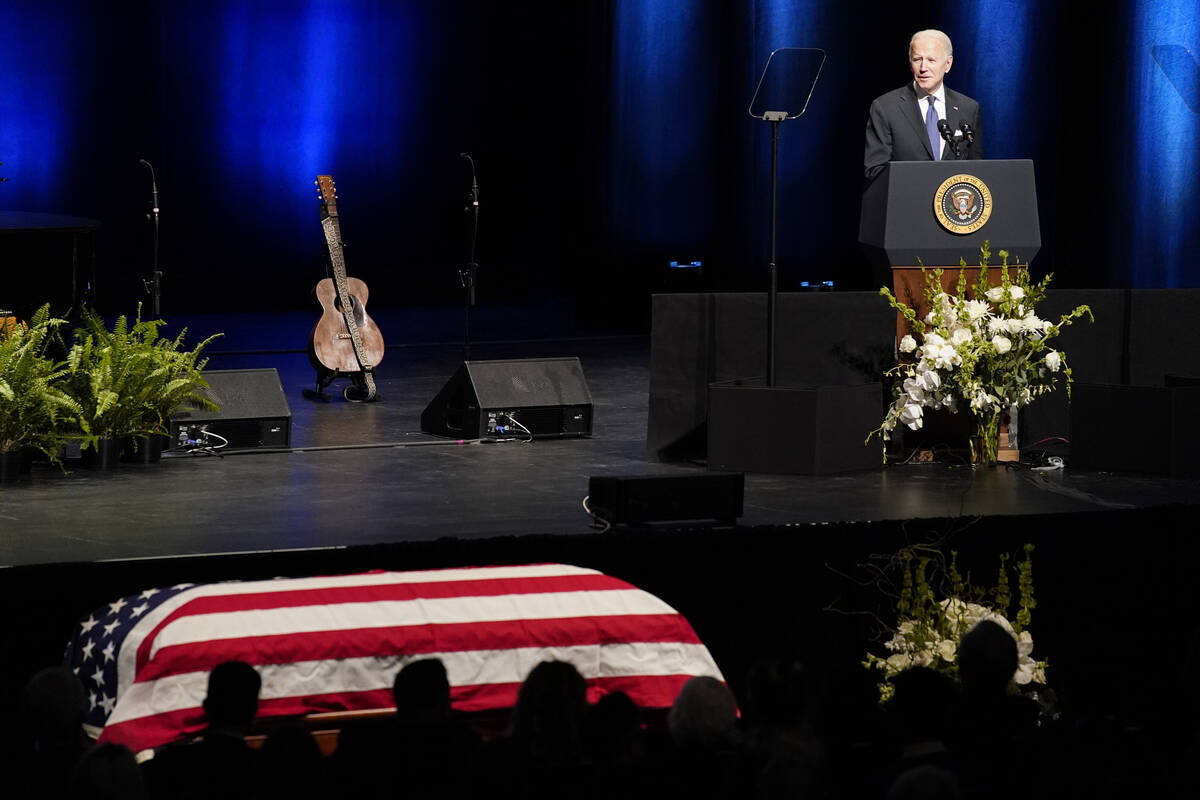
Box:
[864,83,983,180]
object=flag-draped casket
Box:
[63,563,724,753]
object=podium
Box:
[859,160,1041,336]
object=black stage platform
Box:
[2,309,1197,567]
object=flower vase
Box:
[81,438,124,470]
[970,411,1001,466]
[0,448,33,482]
[121,434,166,465]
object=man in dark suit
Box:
[864,29,983,181]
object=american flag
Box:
[63,563,724,753]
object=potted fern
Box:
[124,311,222,463]
[0,305,81,479]
[65,306,220,467]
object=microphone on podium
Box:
[936,119,961,159]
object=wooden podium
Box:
[859,160,1041,339]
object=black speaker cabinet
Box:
[169,368,292,450]
[1070,383,1200,476]
[707,382,883,474]
[421,357,593,440]
[588,473,744,526]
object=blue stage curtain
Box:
[2,1,1197,314]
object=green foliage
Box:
[0,305,81,460]
[862,542,1047,699]
[65,305,221,450]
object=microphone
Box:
[460,153,478,210]
[936,120,962,159]
[958,121,975,145]
[138,159,159,215]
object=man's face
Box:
[910,36,952,95]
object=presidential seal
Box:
[934,174,992,234]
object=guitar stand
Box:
[302,370,379,403]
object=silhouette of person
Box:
[69,741,149,800]
[484,659,593,799]
[14,666,91,800]
[331,657,479,800]
[142,660,262,800]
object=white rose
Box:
[950,327,973,347]
[986,287,1004,302]
[1044,350,1062,372]
[936,638,957,662]
[991,335,1012,354]
[1005,318,1024,335]
[899,334,917,353]
[924,332,946,347]
[1009,285,1025,300]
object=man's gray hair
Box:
[909,29,953,59]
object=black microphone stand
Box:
[747,48,825,387]
[764,112,785,386]
[139,159,162,316]
[459,153,479,360]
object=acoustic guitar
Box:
[307,175,385,401]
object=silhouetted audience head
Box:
[21,665,88,748]
[260,722,325,800]
[745,658,807,729]
[886,765,962,800]
[890,666,956,744]
[586,690,640,764]
[393,658,452,720]
[957,621,1017,699]
[69,742,148,800]
[202,660,261,732]
[755,729,830,800]
[667,675,740,752]
[507,659,589,763]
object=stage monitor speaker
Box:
[1070,383,1200,476]
[588,473,744,526]
[707,382,882,474]
[169,368,292,450]
[421,357,593,440]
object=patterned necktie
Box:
[925,95,941,161]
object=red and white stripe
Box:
[97,564,723,752]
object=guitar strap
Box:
[321,216,377,402]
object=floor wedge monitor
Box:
[421,357,593,440]
[169,368,292,450]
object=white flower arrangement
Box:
[864,544,1047,703]
[868,243,1093,463]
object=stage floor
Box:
[2,315,1198,568]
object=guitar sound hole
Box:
[335,296,366,327]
